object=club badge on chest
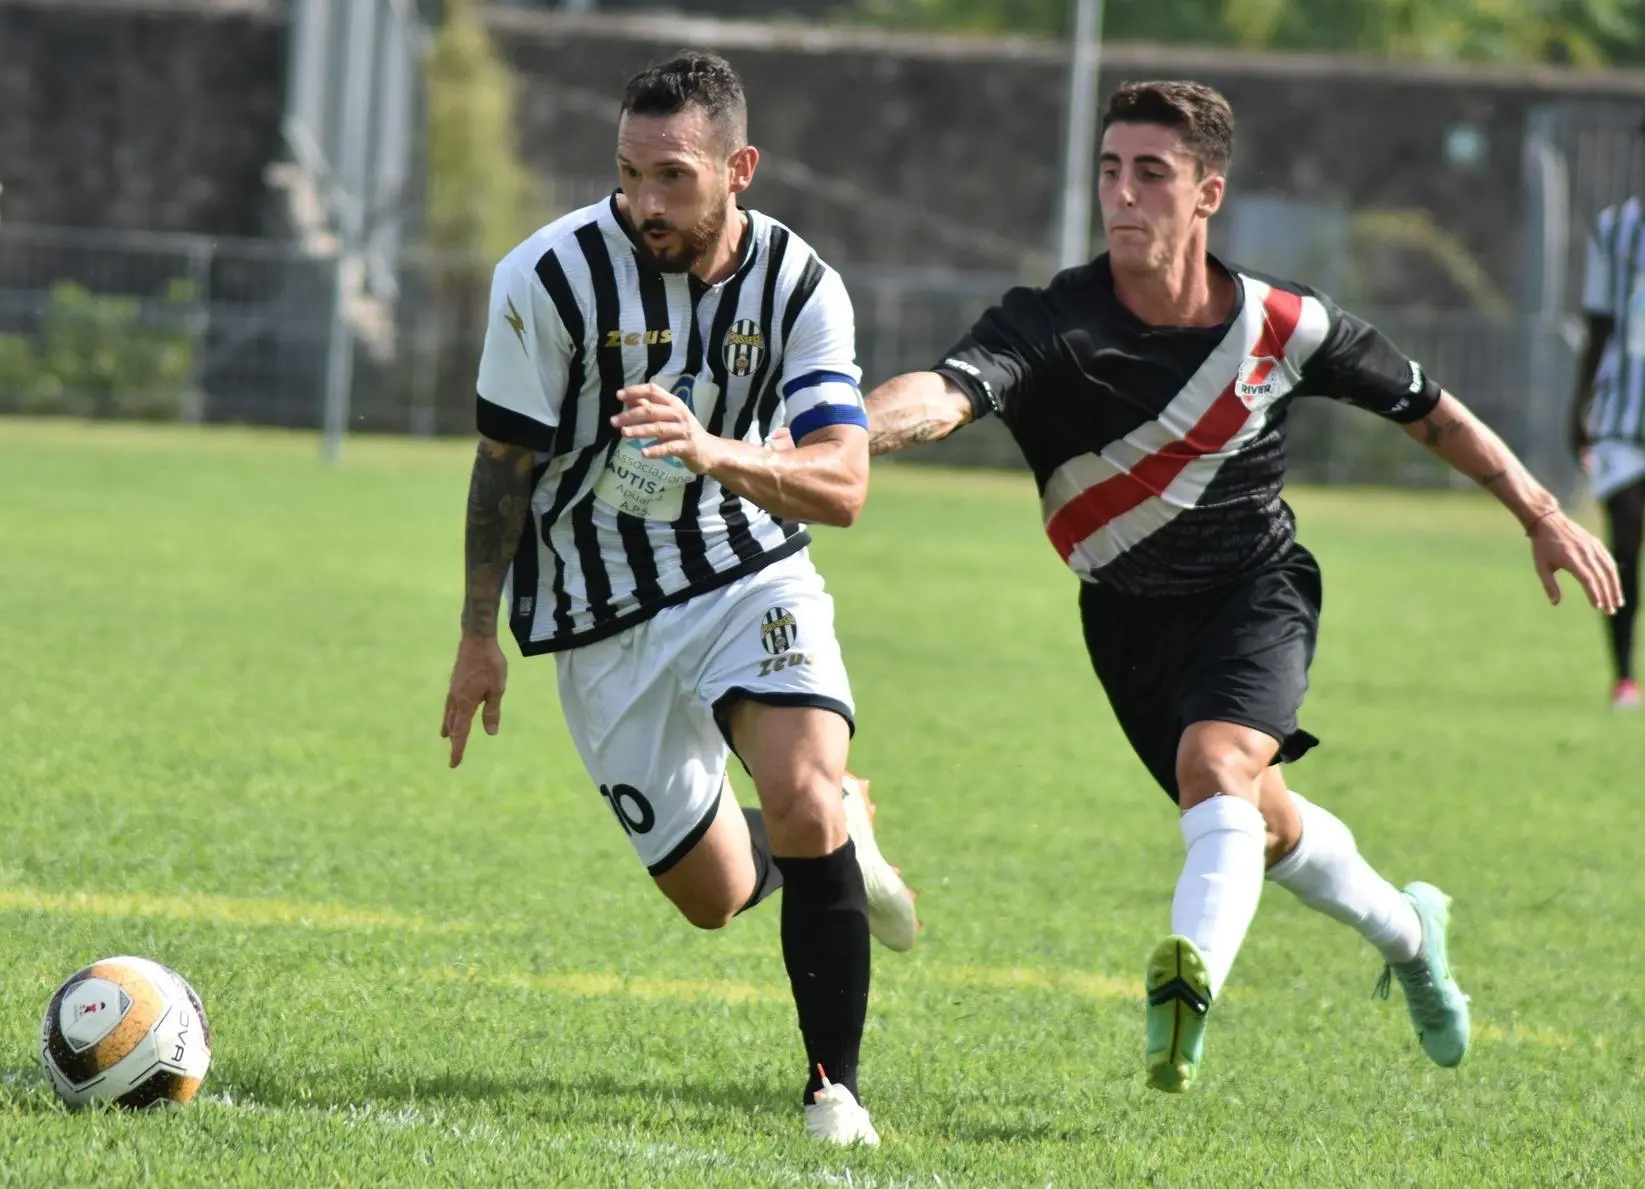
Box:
[594,373,723,521]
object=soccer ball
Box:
[39,955,212,1109]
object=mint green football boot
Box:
[1374,881,1471,1067]
[1144,934,1213,1092]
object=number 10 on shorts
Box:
[599,783,656,836]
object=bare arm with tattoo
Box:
[863,372,975,456]
[460,437,537,635]
[1403,391,1623,613]
[442,435,537,766]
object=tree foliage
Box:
[424,0,534,261]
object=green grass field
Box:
[1,418,1641,1187]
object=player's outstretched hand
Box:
[442,634,508,768]
[1530,511,1624,615]
[612,383,722,474]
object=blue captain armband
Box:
[783,369,867,442]
[789,403,869,441]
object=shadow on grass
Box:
[214,1063,1120,1147]
[215,1062,794,1124]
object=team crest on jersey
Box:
[760,606,797,655]
[1235,355,1286,409]
[722,320,766,378]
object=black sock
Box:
[734,808,784,915]
[1610,557,1639,680]
[773,840,870,1104]
[1606,484,1644,682]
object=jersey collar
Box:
[1092,250,1245,333]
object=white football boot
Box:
[841,773,919,952]
[805,1076,881,1146]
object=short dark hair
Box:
[620,51,748,155]
[1101,80,1234,175]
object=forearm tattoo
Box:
[866,388,969,457]
[1414,411,1518,491]
[1419,415,1466,448]
[867,413,952,456]
[461,440,536,636]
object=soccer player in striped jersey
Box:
[439,52,915,1145]
[862,81,1622,1093]
[1571,132,1645,708]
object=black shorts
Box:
[1079,544,1323,802]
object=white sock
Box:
[1266,792,1422,964]
[1171,795,1268,999]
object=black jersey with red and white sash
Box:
[933,255,1442,596]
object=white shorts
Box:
[554,551,855,874]
[1587,440,1645,502]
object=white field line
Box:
[0,887,471,934]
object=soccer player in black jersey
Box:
[861,80,1623,1093]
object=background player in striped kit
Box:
[860,80,1621,1094]
[1570,118,1645,708]
[439,52,915,1145]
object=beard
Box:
[633,199,729,274]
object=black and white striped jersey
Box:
[1582,196,1645,445]
[474,194,866,655]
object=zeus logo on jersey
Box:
[503,297,527,349]
[603,328,673,348]
[593,373,722,521]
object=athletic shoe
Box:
[1374,881,1471,1068]
[1144,934,1213,1093]
[1612,678,1642,708]
[842,773,919,952]
[805,1077,880,1146]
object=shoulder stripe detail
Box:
[1042,282,1311,568]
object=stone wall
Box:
[491,11,1645,309]
[9,0,1645,304]
[0,0,287,237]
[0,0,1638,483]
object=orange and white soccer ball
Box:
[40,955,212,1109]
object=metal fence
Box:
[0,221,1582,497]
